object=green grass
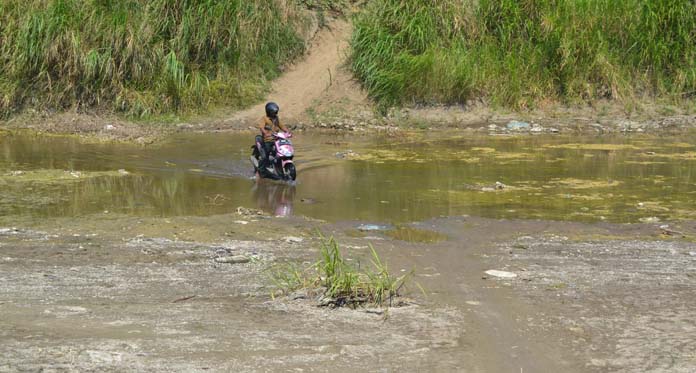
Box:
[271,235,414,308]
[0,0,325,118]
[350,0,696,111]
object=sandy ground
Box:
[2,212,695,372]
[222,19,371,128]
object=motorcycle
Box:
[250,132,297,181]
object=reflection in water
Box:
[252,182,296,217]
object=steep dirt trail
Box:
[227,19,368,127]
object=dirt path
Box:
[226,19,369,128]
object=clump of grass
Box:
[0,0,321,118]
[271,235,413,308]
[350,0,696,111]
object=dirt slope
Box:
[227,19,369,127]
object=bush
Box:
[271,235,414,308]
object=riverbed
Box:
[1,129,695,372]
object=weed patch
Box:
[271,236,414,308]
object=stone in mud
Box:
[530,125,544,133]
[236,206,264,216]
[215,255,250,264]
[506,120,530,131]
[639,216,661,223]
[285,236,304,243]
[484,270,517,278]
[357,224,389,232]
[0,227,19,234]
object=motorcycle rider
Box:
[256,102,291,179]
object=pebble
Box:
[484,269,518,278]
[506,120,530,130]
[215,255,250,264]
[357,224,389,232]
[285,236,304,243]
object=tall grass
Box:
[350,0,696,110]
[0,0,316,118]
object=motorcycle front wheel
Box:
[284,163,296,181]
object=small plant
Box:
[270,235,414,308]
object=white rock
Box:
[485,270,518,278]
[215,255,250,264]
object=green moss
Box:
[0,169,127,184]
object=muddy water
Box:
[2,130,696,223]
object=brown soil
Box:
[219,18,372,128]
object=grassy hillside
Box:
[0,0,318,118]
[350,0,696,110]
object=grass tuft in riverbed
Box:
[271,236,413,308]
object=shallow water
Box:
[1,130,695,223]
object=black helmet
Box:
[265,102,279,118]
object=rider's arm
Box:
[277,118,290,133]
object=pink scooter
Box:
[251,132,296,181]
